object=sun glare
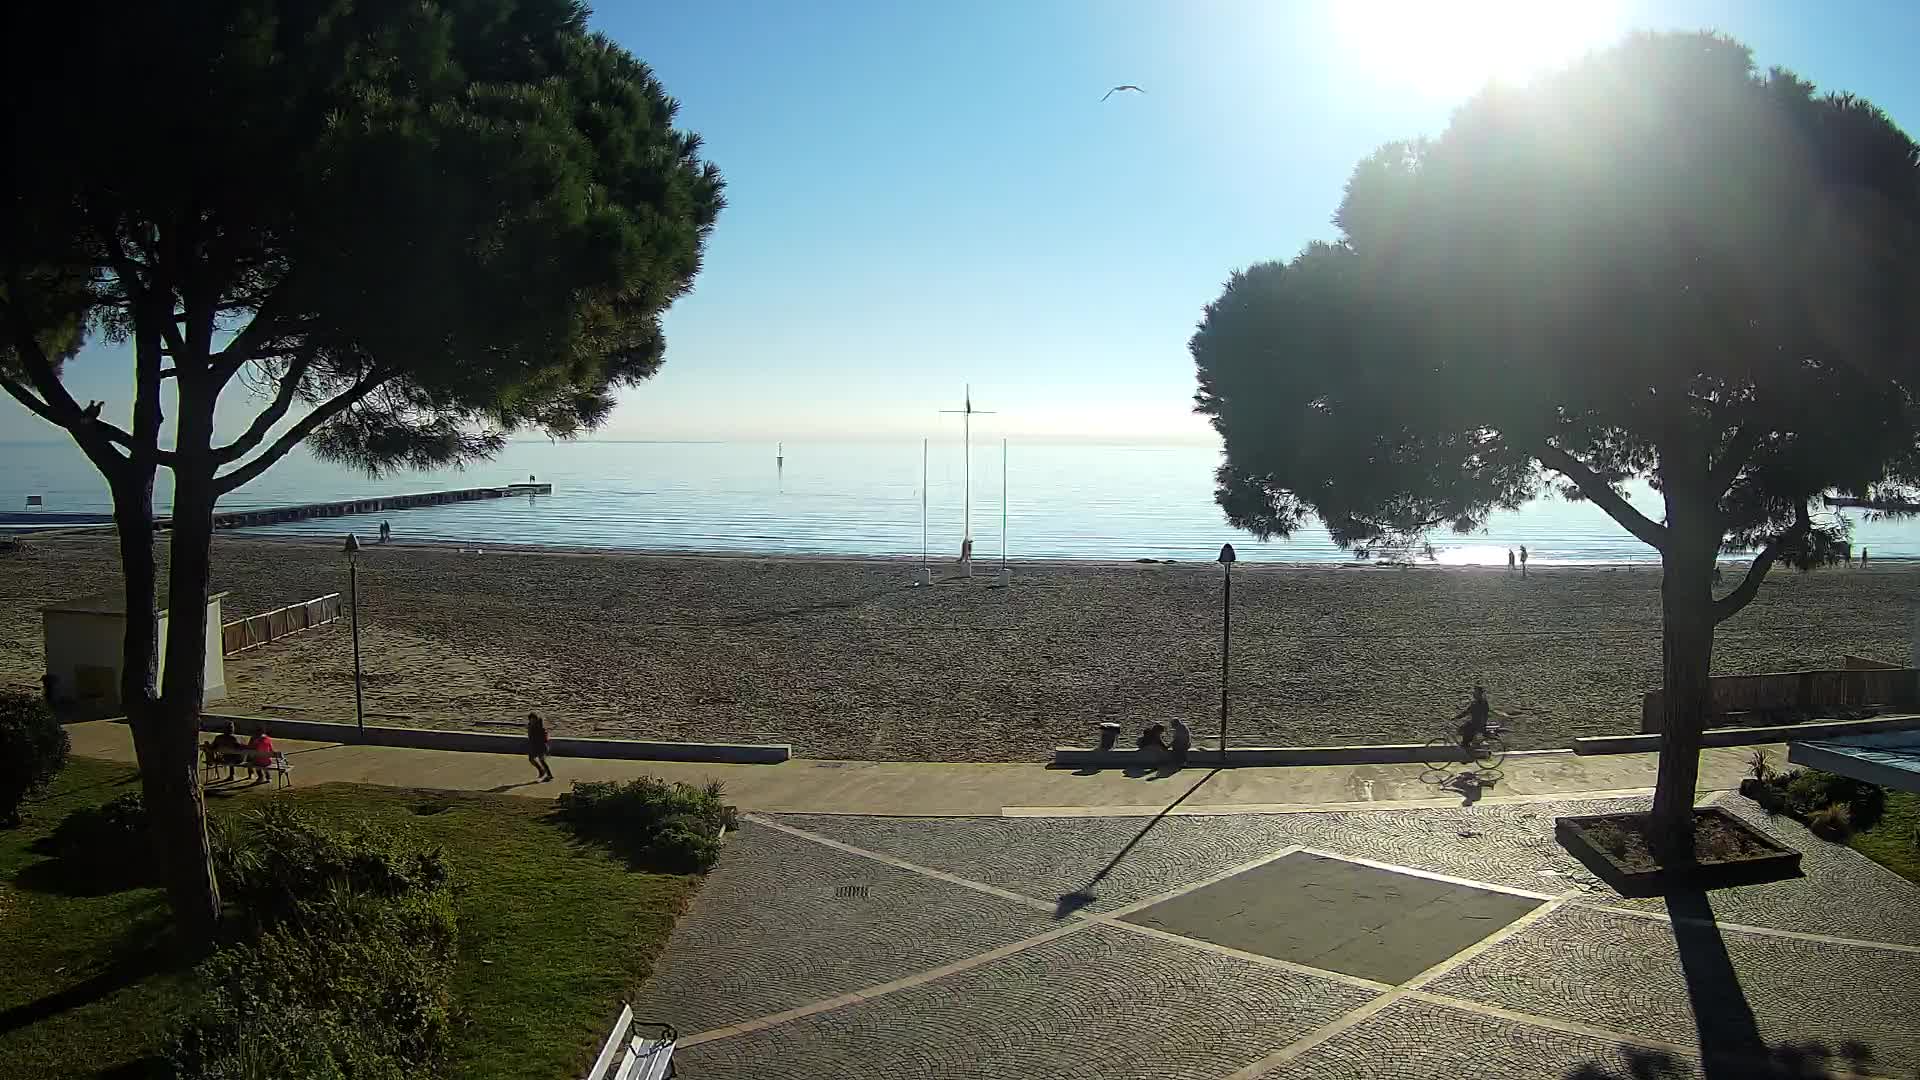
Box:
[1333,0,1622,100]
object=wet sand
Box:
[2,534,1912,761]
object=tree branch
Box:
[1707,425,1759,497]
[213,351,316,464]
[0,287,129,474]
[1713,501,1811,625]
[1535,441,1669,550]
[213,371,390,495]
[210,280,295,383]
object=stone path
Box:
[640,793,1920,1080]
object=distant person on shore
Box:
[379,520,391,544]
[1861,547,1869,568]
[1137,722,1169,755]
[1518,545,1529,576]
[1507,549,1515,572]
[527,711,553,782]
[959,536,974,568]
[1168,716,1192,765]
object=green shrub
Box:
[1783,769,1886,829]
[211,802,450,933]
[44,791,157,884]
[1808,802,1854,841]
[175,805,457,1079]
[0,690,69,825]
[553,776,737,873]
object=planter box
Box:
[1555,807,1802,898]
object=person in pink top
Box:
[246,726,276,784]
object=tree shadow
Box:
[0,907,185,1037]
[1565,890,1881,1079]
[1055,769,1217,918]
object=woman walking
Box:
[527,711,553,782]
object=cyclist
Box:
[1453,685,1501,749]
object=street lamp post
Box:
[1218,542,1236,765]
[344,533,365,735]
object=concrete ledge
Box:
[1573,712,1920,756]
[198,713,790,764]
[1051,744,1569,768]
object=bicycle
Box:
[1423,718,1508,772]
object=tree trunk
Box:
[1650,535,1717,860]
[152,391,225,944]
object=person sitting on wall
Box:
[1137,723,1169,754]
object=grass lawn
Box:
[1,756,702,1080]
[1850,789,1920,884]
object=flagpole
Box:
[921,438,929,582]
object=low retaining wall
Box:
[1574,712,1920,756]
[198,713,790,764]
[1640,667,1920,733]
[1051,744,1568,768]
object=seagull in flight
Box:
[1100,85,1144,102]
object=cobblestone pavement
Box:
[642,794,1920,1080]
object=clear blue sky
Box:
[10,0,1920,446]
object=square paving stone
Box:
[1262,997,1707,1080]
[632,821,1062,1033]
[679,922,1380,1080]
[1123,851,1544,984]
[1423,902,1920,1072]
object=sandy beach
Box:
[2,534,1913,761]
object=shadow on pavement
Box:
[1565,890,1880,1079]
[1055,769,1218,918]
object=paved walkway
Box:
[646,796,1920,1079]
[66,721,1920,1077]
[65,720,1772,816]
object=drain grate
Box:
[834,885,870,900]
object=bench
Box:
[585,1003,675,1080]
[200,745,293,789]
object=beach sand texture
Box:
[1,535,1912,761]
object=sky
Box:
[9,0,1920,448]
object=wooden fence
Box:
[1641,666,1920,733]
[222,593,343,656]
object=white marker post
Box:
[940,386,994,579]
[998,438,1010,588]
[917,438,931,586]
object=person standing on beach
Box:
[527,711,553,782]
[1861,547,1869,568]
[1507,549,1515,572]
[379,520,391,544]
[1518,545,1529,576]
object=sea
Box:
[4,438,1918,565]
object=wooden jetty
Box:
[158,482,552,532]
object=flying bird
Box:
[1100,85,1144,102]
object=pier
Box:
[157,482,552,532]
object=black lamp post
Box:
[1218,542,1236,764]
[344,532,365,734]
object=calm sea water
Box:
[4,438,1917,564]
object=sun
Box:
[1332,0,1623,101]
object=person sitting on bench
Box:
[245,725,277,785]
[208,723,246,781]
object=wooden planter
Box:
[1555,807,1802,898]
